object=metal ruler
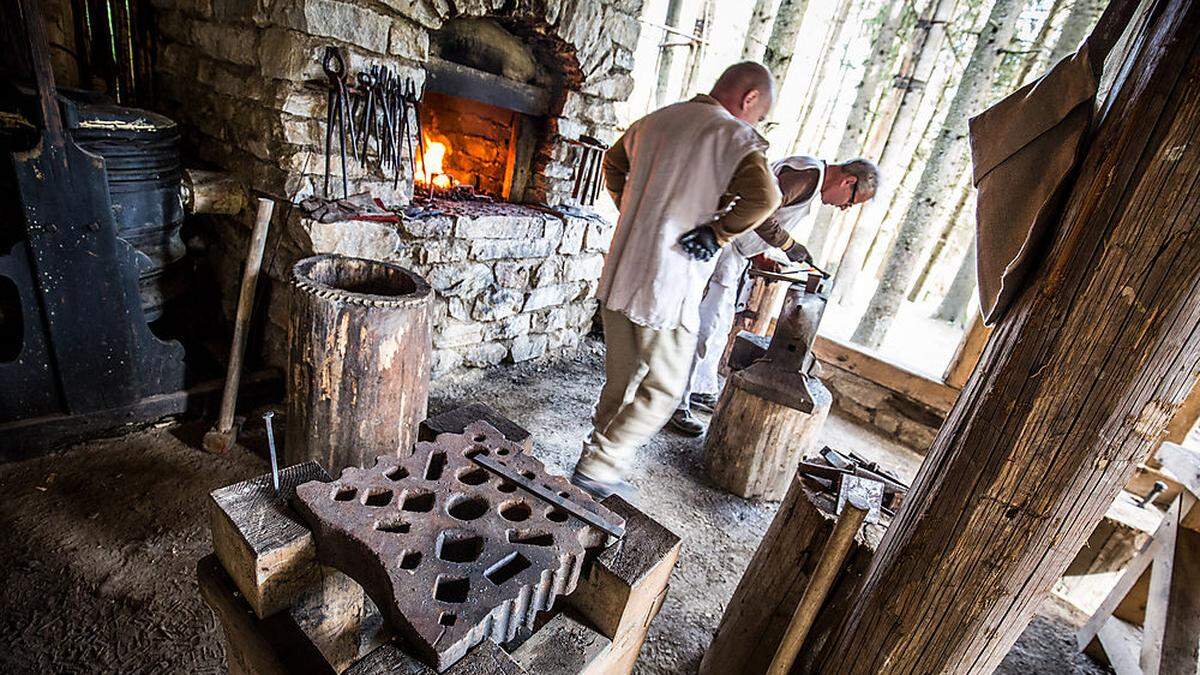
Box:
[469,453,626,538]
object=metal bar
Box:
[470,453,625,538]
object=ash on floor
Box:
[0,339,1110,674]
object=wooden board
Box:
[703,378,832,500]
[813,335,959,413]
[568,495,681,674]
[510,613,611,674]
[209,461,331,618]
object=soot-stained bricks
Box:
[293,420,623,671]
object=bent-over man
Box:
[570,62,784,498]
[669,157,880,436]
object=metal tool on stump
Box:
[203,198,275,453]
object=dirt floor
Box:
[0,338,1110,674]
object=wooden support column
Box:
[814,2,1200,672]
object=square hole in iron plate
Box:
[484,552,531,586]
[439,611,457,626]
[507,529,555,547]
[434,576,470,604]
[398,550,422,571]
[437,529,484,563]
[375,517,410,534]
[401,490,435,512]
[362,487,394,507]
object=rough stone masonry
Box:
[149,0,645,375]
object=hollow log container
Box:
[287,254,433,473]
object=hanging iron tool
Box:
[322,46,349,199]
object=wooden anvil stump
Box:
[700,472,888,675]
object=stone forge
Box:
[293,420,623,671]
[151,0,642,375]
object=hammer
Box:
[203,198,275,453]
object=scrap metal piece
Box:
[293,420,624,671]
[470,453,625,538]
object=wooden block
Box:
[700,475,886,675]
[1125,462,1184,508]
[703,378,832,500]
[418,402,532,450]
[510,612,611,674]
[1077,526,1164,651]
[568,496,681,674]
[210,461,331,618]
[345,640,526,675]
[197,554,333,675]
[291,567,367,672]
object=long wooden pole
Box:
[210,198,273,442]
[814,1,1200,671]
[766,494,869,675]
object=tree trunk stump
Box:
[703,373,832,500]
[286,254,432,473]
[699,475,886,675]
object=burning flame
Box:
[416,136,455,190]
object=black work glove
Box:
[784,242,813,265]
[678,225,721,261]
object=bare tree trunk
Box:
[850,0,1026,349]
[933,238,976,322]
[815,4,1200,670]
[906,177,972,302]
[805,0,909,264]
[1016,0,1070,84]
[829,0,959,301]
[653,0,687,107]
[789,0,857,152]
[763,0,812,91]
[742,0,780,61]
[681,0,715,96]
[1049,0,1106,64]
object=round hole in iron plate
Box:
[457,467,489,486]
[497,481,517,493]
[499,500,532,522]
[497,448,510,456]
[558,491,571,500]
[519,470,536,480]
[473,434,487,442]
[546,507,569,523]
[447,494,489,521]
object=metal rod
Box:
[263,410,280,494]
[470,453,625,537]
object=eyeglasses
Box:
[842,181,859,209]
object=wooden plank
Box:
[1158,442,1200,503]
[1089,618,1145,675]
[943,313,993,390]
[568,495,681,674]
[196,554,332,675]
[1159,524,1200,673]
[510,612,612,674]
[1164,376,1200,445]
[1141,496,1184,674]
[345,640,526,675]
[209,461,331,618]
[1078,522,1165,650]
[812,335,960,413]
[1058,495,1158,616]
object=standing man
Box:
[570,62,783,498]
[669,157,880,436]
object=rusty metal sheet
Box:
[294,420,622,671]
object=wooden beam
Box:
[813,335,959,413]
[1139,494,1200,674]
[943,312,993,389]
[814,2,1200,670]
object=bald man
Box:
[571,62,783,498]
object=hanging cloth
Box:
[968,0,1144,324]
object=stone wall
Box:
[149,0,643,375]
[257,201,612,377]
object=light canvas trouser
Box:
[575,308,698,483]
[680,276,739,410]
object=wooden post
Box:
[286,254,433,473]
[703,375,832,500]
[700,476,885,675]
[814,2,1200,671]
